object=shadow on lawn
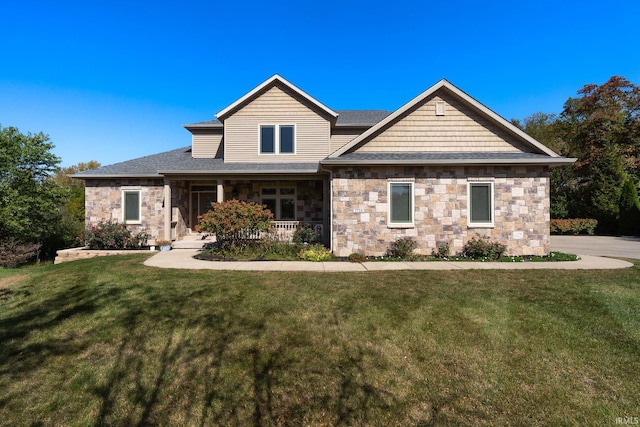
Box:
[1,268,440,425]
[0,283,111,378]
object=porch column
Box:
[217,179,224,202]
[163,178,172,241]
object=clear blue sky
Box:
[2,0,639,167]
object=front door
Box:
[191,185,217,229]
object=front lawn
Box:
[1,255,639,425]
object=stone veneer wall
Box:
[85,179,165,240]
[330,166,550,257]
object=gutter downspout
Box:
[319,165,333,253]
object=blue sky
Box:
[2,0,639,167]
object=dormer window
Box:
[260,125,295,154]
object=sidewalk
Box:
[144,249,634,271]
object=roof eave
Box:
[183,123,223,130]
[71,173,163,179]
[320,158,577,167]
[157,168,320,175]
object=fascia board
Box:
[320,157,577,167]
[71,174,162,179]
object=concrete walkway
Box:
[144,248,633,271]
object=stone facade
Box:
[330,166,550,257]
[85,179,165,240]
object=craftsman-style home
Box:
[74,75,574,256]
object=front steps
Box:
[171,233,214,249]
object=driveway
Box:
[551,235,640,259]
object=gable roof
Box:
[330,79,560,158]
[216,74,339,121]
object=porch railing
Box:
[273,221,323,241]
[241,221,323,241]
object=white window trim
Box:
[258,124,296,155]
[387,181,414,228]
[467,181,494,228]
[260,186,297,220]
[122,189,142,224]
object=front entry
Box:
[190,184,217,229]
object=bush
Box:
[550,219,598,235]
[461,237,506,260]
[197,200,273,251]
[77,220,148,250]
[298,245,333,261]
[386,237,417,259]
[347,253,366,263]
[292,226,321,244]
[431,242,450,259]
[0,239,41,268]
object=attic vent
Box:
[435,101,445,116]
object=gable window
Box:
[259,125,295,154]
[388,181,414,227]
[468,182,494,227]
[122,190,141,224]
[261,187,296,220]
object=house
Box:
[73,75,575,256]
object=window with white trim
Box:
[388,181,414,227]
[261,187,296,220]
[468,182,494,227]
[259,125,295,154]
[122,190,141,224]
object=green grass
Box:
[1,256,639,425]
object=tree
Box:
[558,76,640,232]
[53,161,101,246]
[619,178,640,236]
[0,125,66,263]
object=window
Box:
[260,126,275,153]
[388,182,414,227]
[259,125,295,154]
[468,182,494,227]
[122,190,141,224]
[261,187,296,220]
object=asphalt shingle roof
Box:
[183,110,392,129]
[73,147,320,178]
[335,110,392,126]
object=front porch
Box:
[164,177,330,245]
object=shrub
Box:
[461,237,506,260]
[386,237,417,259]
[431,242,450,259]
[550,218,598,235]
[292,226,321,244]
[347,253,366,263]
[77,220,147,250]
[0,239,41,268]
[298,244,333,261]
[197,200,273,251]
